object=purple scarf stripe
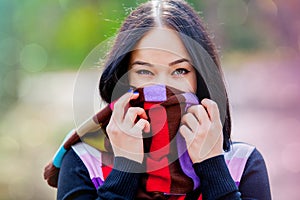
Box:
[92,177,104,189]
[177,92,200,189]
[144,84,167,102]
[177,134,200,190]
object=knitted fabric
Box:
[44,84,254,197]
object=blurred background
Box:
[0,0,299,199]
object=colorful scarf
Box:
[44,84,254,198]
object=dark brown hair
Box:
[99,0,231,151]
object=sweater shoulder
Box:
[223,142,256,184]
[57,148,97,200]
[224,142,255,160]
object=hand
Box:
[180,98,223,163]
[106,91,150,163]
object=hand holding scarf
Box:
[44,84,200,194]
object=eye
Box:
[172,68,190,76]
[136,69,154,76]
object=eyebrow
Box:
[130,58,191,67]
[131,61,153,67]
[169,58,190,66]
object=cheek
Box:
[128,72,133,85]
[128,72,138,86]
[128,69,139,85]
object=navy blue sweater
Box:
[57,148,271,200]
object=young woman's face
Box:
[128,28,197,93]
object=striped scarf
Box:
[44,84,254,198]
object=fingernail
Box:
[133,91,139,95]
[128,87,134,93]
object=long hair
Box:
[99,0,232,151]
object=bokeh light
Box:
[255,0,278,16]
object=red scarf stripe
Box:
[102,165,112,180]
[165,103,195,193]
[146,158,171,192]
[145,102,172,193]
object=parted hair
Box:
[99,0,231,151]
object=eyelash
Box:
[172,68,190,76]
[135,68,190,76]
[136,69,154,75]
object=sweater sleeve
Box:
[57,148,142,200]
[97,157,143,199]
[193,155,241,200]
[192,149,271,200]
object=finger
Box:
[123,107,148,128]
[179,124,195,144]
[112,91,139,122]
[130,119,151,137]
[201,99,220,122]
[187,105,210,125]
[181,113,200,133]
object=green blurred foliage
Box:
[1,0,280,71]
[0,0,19,117]
[0,0,147,116]
[12,0,146,70]
[1,0,298,117]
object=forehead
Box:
[132,27,190,60]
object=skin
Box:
[106,28,223,164]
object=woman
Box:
[55,0,271,199]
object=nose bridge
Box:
[155,65,170,85]
[156,73,168,85]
